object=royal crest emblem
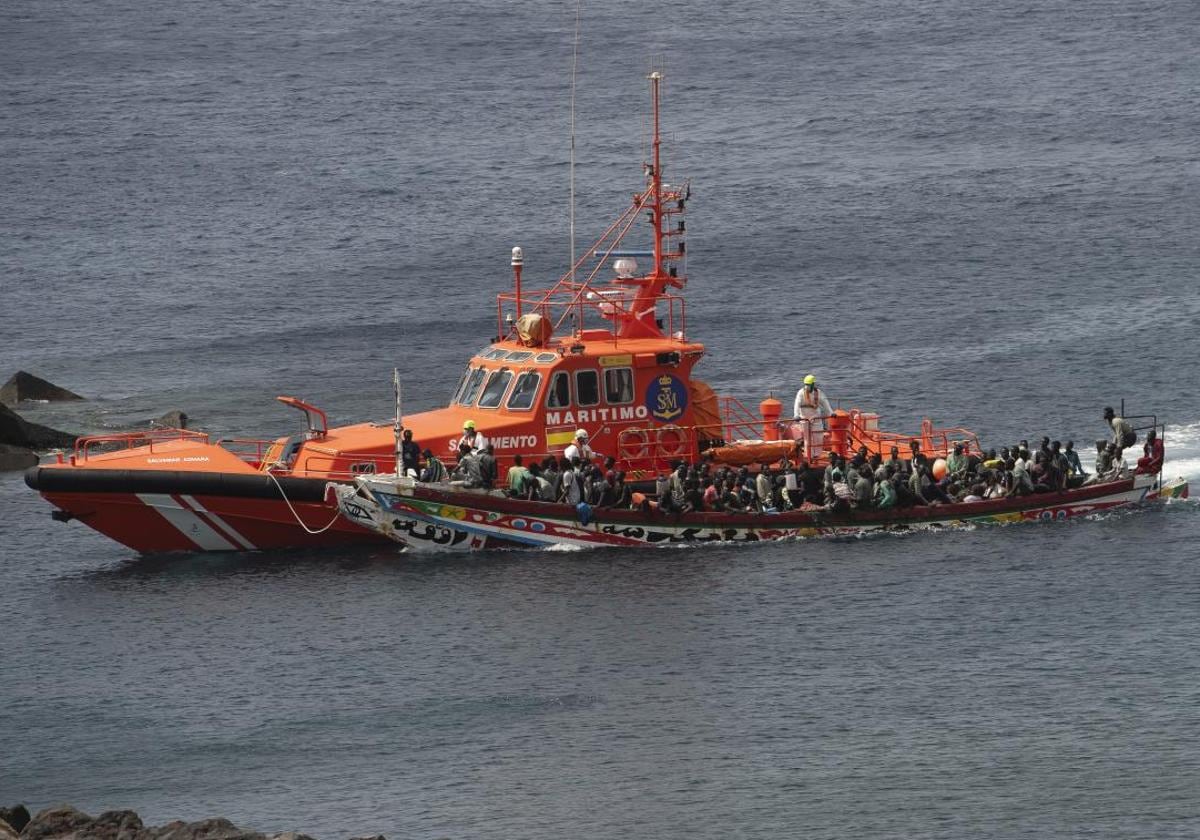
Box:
[645,373,688,422]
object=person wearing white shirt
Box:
[791,374,833,459]
[563,429,597,463]
[456,420,488,455]
[793,374,833,423]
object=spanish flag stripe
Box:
[547,430,577,447]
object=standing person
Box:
[793,374,833,422]
[506,453,532,496]
[597,471,620,507]
[792,374,833,457]
[559,459,583,505]
[1064,440,1086,477]
[456,420,489,454]
[755,465,775,512]
[399,428,421,477]
[564,429,598,463]
[542,457,561,500]
[478,444,497,489]
[1103,407,1135,454]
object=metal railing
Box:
[73,428,211,462]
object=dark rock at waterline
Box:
[0,444,39,471]
[77,810,145,840]
[0,371,84,407]
[20,806,95,840]
[0,807,30,834]
[0,404,76,450]
[16,806,373,840]
[153,410,189,430]
[151,818,265,840]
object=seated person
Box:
[1009,458,1034,496]
[873,470,897,509]
[420,448,450,483]
[451,444,484,488]
[1084,440,1113,485]
[852,466,874,509]
[1137,429,1164,474]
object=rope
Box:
[266,470,343,535]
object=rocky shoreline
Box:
[0,805,384,840]
[0,372,80,470]
[0,370,193,471]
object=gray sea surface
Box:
[3,0,1200,837]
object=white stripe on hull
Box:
[136,493,238,551]
[179,494,257,550]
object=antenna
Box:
[568,0,582,283]
[392,368,403,476]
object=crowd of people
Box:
[398,407,1165,515]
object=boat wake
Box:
[1162,421,1200,482]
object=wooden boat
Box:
[334,470,1189,552]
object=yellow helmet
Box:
[804,374,816,386]
[463,420,476,430]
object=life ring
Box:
[656,425,687,458]
[619,429,650,460]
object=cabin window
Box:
[535,353,558,364]
[547,371,571,408]
[575,370,600,407]
[458,367,487,406]
[478,369,514,409]
[507,351,533,362]
[483,348,508,360]
[604,368,635,404]
[451,368,471,404]
[507,371,541,410]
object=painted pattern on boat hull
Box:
[337,474,1190,553]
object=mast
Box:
[569,0,582,283]
[392,368,403,476]
[650,70,663,279]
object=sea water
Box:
[3,0,1200,836]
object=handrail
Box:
[74,428,211,462]
[216,437,276,466]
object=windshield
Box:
[478,369,514,408]
[507,371,541,410]
[458,368,487,406]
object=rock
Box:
[0,444,39,471]
[0,372,84,407]
[1,818,19,840]
[16,807,343,840]
[345,836,386,840]
[0,404,76,450]
[0,807,30,834]
[84,811,145,840]
[151,818,265,840]
[21,805,94,840]
[153,411,189,430]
